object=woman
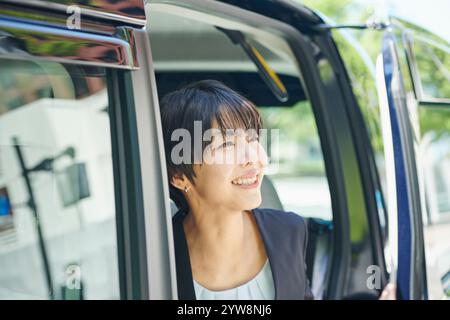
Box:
[160,80,395,300]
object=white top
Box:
[193,259,275,300]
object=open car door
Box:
[377,19,450,299]
[375,24,429,300]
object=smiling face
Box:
[186,123,269,212]
[160,79,269,212]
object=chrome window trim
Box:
[1,0,146,27]
[0,18,139,69]
[403,31,450,106]
[376,52,399,284]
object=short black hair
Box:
[159,79,262,210]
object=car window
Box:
[408,35,450,102]
[0,58,119,299]
[399,33,450,299]
[418,106,450,299]
[258,102,332,220]
[398,31,450,299]
[331,30,388,238]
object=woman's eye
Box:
[248,135,259,142]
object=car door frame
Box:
[0,0,169,299]
[310,27,390,297]
[376,26,427,300]
[147,0,392,299]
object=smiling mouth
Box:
[231,173,261,187]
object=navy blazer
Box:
[172,207,314,300]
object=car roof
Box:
[0,0,325,31]
[0,0,146,28]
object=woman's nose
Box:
[239,141,268,167]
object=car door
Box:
[375,21,429,300]
[0,0,176,299]
[399,19,450,299]
[147,0,393,300]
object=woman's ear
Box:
[170,174,188,191]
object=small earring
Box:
[184,185,191,193]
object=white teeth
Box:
[232,176,257,185]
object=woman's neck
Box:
[183,206,248,261]
[183,204,267,290]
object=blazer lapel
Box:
[172,211,196,300]
[253,208,306,300]
[173,208,306,300]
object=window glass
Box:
[399,34,450,299]
[0,58,119,299]
[395,31,450,299]
[259,102,332,220]
[418,106,450,299]
[411,37,450,101]
[331,30,388,234]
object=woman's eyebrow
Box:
[215,130,237,138]
[210,131,236,144]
